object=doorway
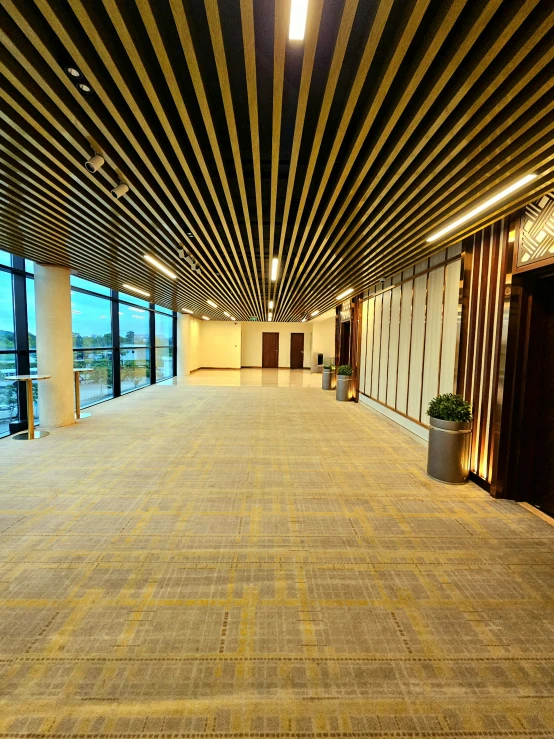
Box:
[262,332,279,368]
[339,321,350,366]
[290,333,304,369]
[511,271,554,513]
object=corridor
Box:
[1,378,554,737]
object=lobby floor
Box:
[1,376,554,738]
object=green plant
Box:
[323,364,332,370]
[337,365,352,376]
[427,393,472,422]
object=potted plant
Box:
[322,362,336,390]
[336,365,352,401]
[427,393,472,484]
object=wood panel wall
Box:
[359,244,462,429]
[456,219,511,489]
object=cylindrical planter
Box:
[322,368,336,390]
[335,375,351,401]
[427,417,472,484]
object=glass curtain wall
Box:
[0,250,177,438]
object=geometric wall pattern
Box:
[518,192,554,268]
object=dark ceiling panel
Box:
[0,0,552,321]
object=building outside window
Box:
[0,251,176,437]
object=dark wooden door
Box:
[290,333,304,369]
[262,332,279,368]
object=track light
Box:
[427,173,537,243]
[144,254,177,279]
[111,183,129,199]
[85,155,104,173]
[336,287,353,301]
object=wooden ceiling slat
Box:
[0,0,552,321]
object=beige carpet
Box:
[1,381,554,738]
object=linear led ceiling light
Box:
[122,283,150,297]
[268,312,273,321]
[269,300,274,309]
[182,308,193,314]
[202,316,210,321]
[427,173,537,243]
[271,257,278,281]
[207,299,218,308]
[311,310,319,317]
[336,287,353,301]
[289,0,308,40]
[144,254,177,279]
[231,316,236,321]
[223,311,230,317]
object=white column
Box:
[34,264,75,427]
[177,312,191,376]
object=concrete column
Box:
[34,264,75,427]
[177,312,191,376]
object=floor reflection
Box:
[161,368,323,388]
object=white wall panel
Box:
[359,299,368,394]
[378,290,391,403]
[439,260,460,393]
[364,298,375,395]
[421,266,444,423]
[387,285,401,406]
[407,274,427,420]
[396,281,412,414]
[371,294,382,395]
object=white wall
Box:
[199,321,241,368]
[312,316,335,365]
[359,243,462,429]
[189,317,201,372]
[240,322,313,368]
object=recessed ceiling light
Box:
[77,82,93,95]
[207,299,218,308]
[269,300,274,309]
[64,65,82,79]
[427,174,537,243]
[336,287,353,301]
[271,258,278,281]
[202,316,210,321]
[223,311,230,317]
[182,308,193,314]
[289,0,308,40]
[144,254,177,279]
[311,310,319,317]
[122,283,150,297]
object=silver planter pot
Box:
[335,375,351,401]
[322,368,336,390]
[427,417,472,484]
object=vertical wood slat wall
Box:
[457,219,510,485]
[359,244,462,428]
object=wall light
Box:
[182,308,193,314]
[289,0,308,40]
[336,287,353,301]
[122,283,150,297]
[144,254,177,279]
[427,174,537,243]
[271,257,278,281]
[202,316,210,321]
[311,310,319,317]
[207,299,218,308]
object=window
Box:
[155,312,173,381]
[0,270,16,436]
[119,304,149,346]
[0,250,11,267]
[71,291,112,348]
[118,291,150,309]
[120,304,150,393]
[71,275,110,296]
[73,350,113,406]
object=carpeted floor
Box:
[1,380,554,738]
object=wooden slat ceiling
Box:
[1,0,554,321]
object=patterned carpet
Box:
[1,380,554,738]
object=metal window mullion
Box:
[111,289,121,398]
[11,256,30,424]
[149,304,156,385]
